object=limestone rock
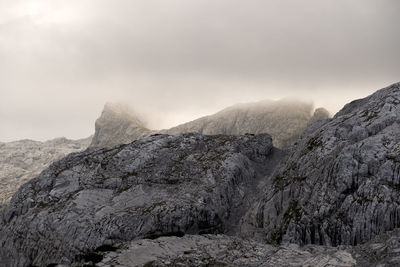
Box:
[240,82,400,246]
[0,133,280,266]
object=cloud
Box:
[0,0,399,141]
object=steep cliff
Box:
[241,82,400,246]
[90,102,153,148]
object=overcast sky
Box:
[0,0,399,141]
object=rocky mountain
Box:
[0,133,282,266]
[0,100,326,209]
[240,82,400,246]
[0,136,91,209]
[1,82,400,266]
[90,99,330,149]
[90,102,153,148]
[162,99,329,149]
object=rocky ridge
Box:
[1,83,400,266]
[0,100,327,209]
[161,99,326,149]
[90,99,330,149]
[240,82,400,246]
[0,133,281,266]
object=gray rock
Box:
[97,234,356,267]
[240,82,400,246]
[0,136,91,208]
[0,133,280,266]
[72,227,400,266]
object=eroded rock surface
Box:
[241,82,400,246]
[0,137,91,208]
[0,133,280,266]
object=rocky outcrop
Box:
[90,102,153,148]
[0,136,91,209]
[91,100,330,149]
[241,82,400,246]
[0,133,281,266]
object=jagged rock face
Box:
[0,133,279,266]
[241,82,400,246]
[98,234,356,267]
[0,137,91,208]
[90,103,153,148]
[91,100,330,149]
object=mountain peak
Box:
[89,103,152,148]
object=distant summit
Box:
[90,103,153,148]
[241,82,400,246]
[91,99,330,149]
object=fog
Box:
[0,0,399,141]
